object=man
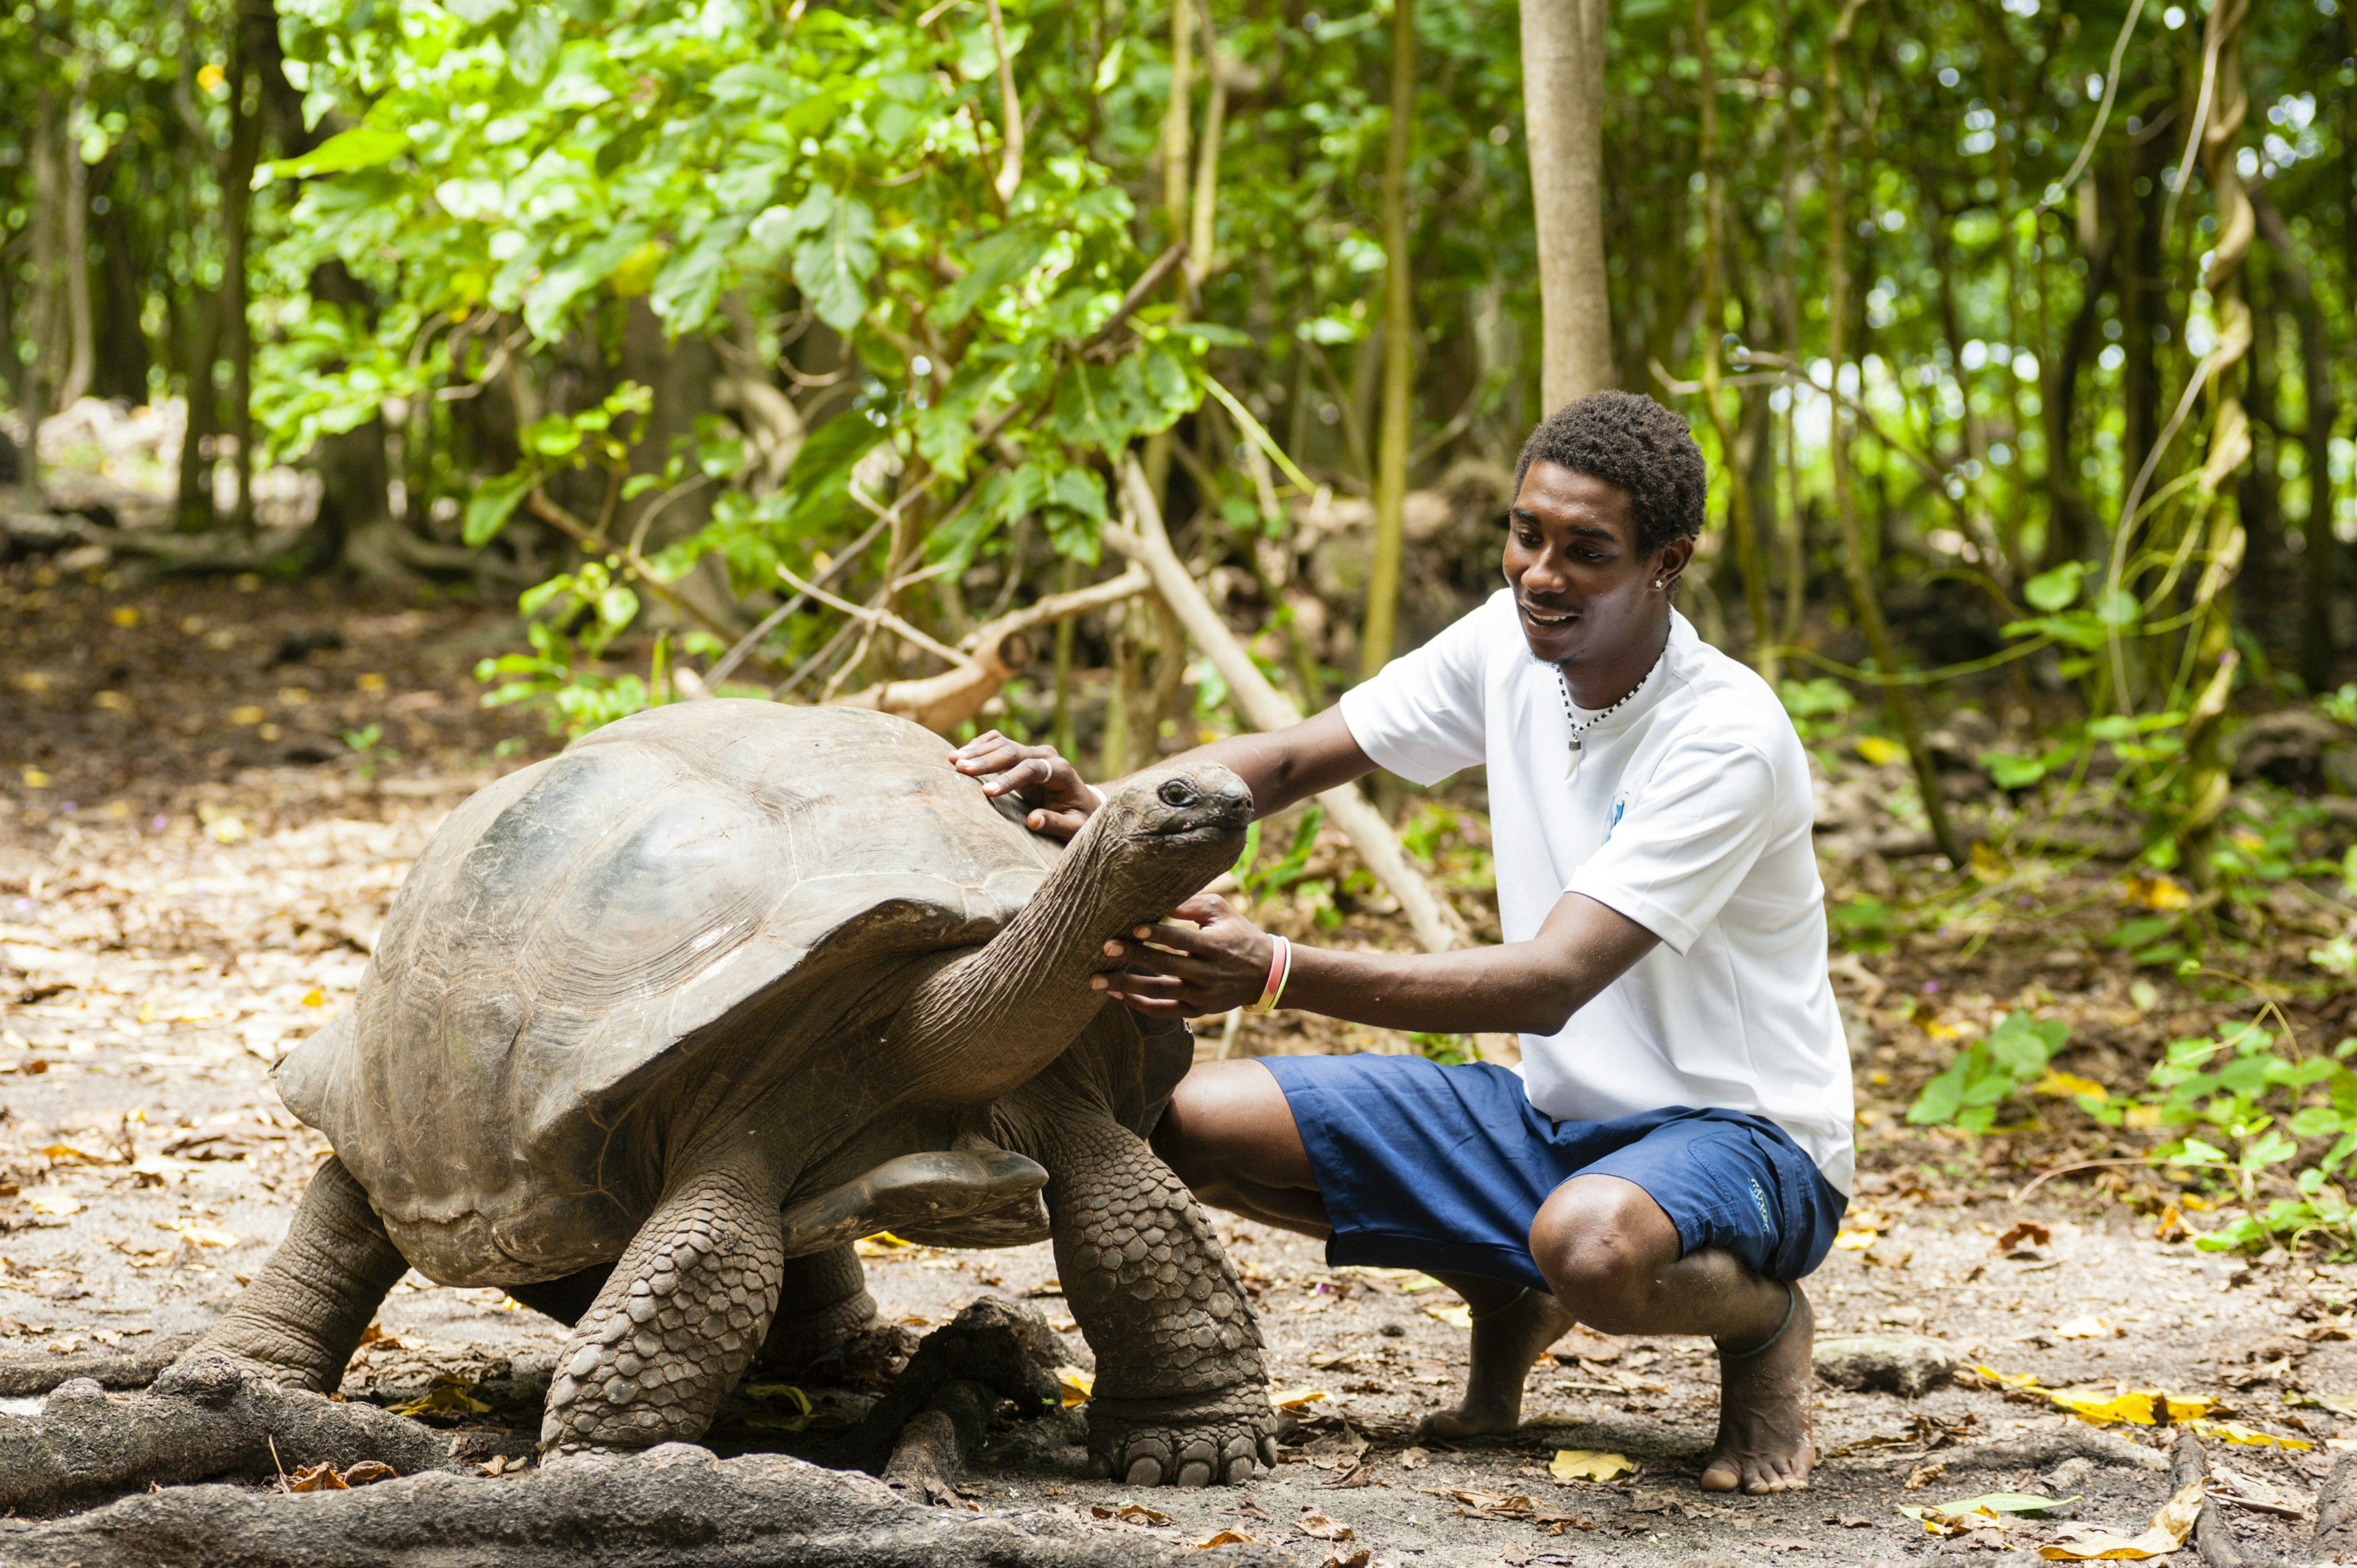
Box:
[952,391,1851,1495]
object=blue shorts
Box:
[1260,1054,1848,1295]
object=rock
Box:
[1811,1333,1959,1396]
[2231,708,2350,790]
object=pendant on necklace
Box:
[1565,737,1584,781]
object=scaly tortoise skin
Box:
[177,701,1277,1487]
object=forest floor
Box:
[4,563,2357,1564]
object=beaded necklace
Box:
[1555,644,1665,781]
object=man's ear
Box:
[1655,535,1697,590]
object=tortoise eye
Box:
[1158,779,1197,808]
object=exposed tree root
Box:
[0,1335,198,1397]
[0,1359,449,1517]
[0,1443,1288,1568]
[847,1297,1067,1473]
[881,1379,998,1506]
[2171,1429,2342,1568]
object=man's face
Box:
[1501,461,1686,670]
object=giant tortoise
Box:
[174,700,1277,1486]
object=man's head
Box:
[1503,391,1706,675]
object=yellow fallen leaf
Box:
[1055,1365,1093,1407]
[2034,1070,2109,1099]
[1834,1227,1881,1249]
[2124,875,2191,912]
[2038,1478,2204,1559]
[1549,1449,1636,1483]
[1856,735,1907,766]
[2123,1105,2164,1131]
[21,768,50,789]
[2045,1385,2213,1426]
[174,1224,244,1248]
[2188,1418,2310,1451]
[387,1380,493,1416]
[1269,1386,1329,1410]
[211,815,247,844]
[2053,1316,2113,1340]
[228,706,266,726]
[23,1189,81,1216]
[40,1142,113,1165]
[110,605,141,628]
[1192,1529,1254,1548]
[357,672,386,692]
[1397,1272,1444,1292]
[1428,1303,1473,1328]
[302,988,326,1008]
[93,690,130,711]
[854,1232,916,1255]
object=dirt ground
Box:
[3,565,2354,1564]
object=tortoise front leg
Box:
[173,1155,410,1392]
[999,1083,1275,1487]
[541,1159,786,1454]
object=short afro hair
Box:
[1513,390,1708,555]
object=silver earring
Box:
[1652,577,1666,589]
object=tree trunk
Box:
[1821,0,1965,871]
[20,82,63,504]
[2044,193,2115,566]
[1520,0,1613,409]
[57,86,95,411]
[2232,277,2282,635]
[1692,0,1773,678]
[1359,0,1414,679]
[220,0,266,535]
[2252,193,2342,690]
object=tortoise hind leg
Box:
[755,1245,881,1372]
[172,1155,410,1392]
[540,1160,787,1455]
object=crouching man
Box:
[956,391,1851,1493]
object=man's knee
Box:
[1528,1176,1680,1333]
[1152,1059,1307,1194]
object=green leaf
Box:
[463,469,536,546]
[2022,561,2085,612]
[936,226,1051,326]
[791,187,877,331]
[255,125,408,187]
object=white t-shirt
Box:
[1339,592,1854,1195]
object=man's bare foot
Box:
[1698,1283,1814,1494]
[1414,1288,1577,1440]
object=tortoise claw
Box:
[1085,1388,1276,1488]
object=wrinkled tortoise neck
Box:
[882,811,1182,1104]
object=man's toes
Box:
[1698,1459,1739,1493]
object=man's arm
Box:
[1096,889,1659,1037]
[952,707,1377,838]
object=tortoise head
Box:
[1070,761,1254,920]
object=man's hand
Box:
[1093,894,1274,1019]
[951,730,1104,840]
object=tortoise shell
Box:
[275,701,1067,1285]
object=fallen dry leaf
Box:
[23,1189,81,1216]
[2188,1418,2310,1451]
[285,1461,348,1493]
[1190,1529,1253,1548]
[1318,1553,1371,1568]
[1055,1365,1093,1407]
[1996,1221,2053,1253]
[1093,1503,1174,1526]
[1549,1448,1636,1483]
[386,1378,492,1417]
[2054,1316,2115,1340]
[1426,1303,1473,1328]
[1295,1512,1355,1541]
[1269,1386,1329,1410]
[2038,1478,2205,1560]
[342,1461,397,1485]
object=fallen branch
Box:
[0,1334,198,1397]
[827,566,1150,736]
[1107,452,1469,956]
[0,1442,1287,1567]
[0,1360,448,1518]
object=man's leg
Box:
[1153,1059,1331,1236]
[1528,1175,1812,1494]
[1156,1060,1577,1440]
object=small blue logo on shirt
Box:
[1604,794,1628,841]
